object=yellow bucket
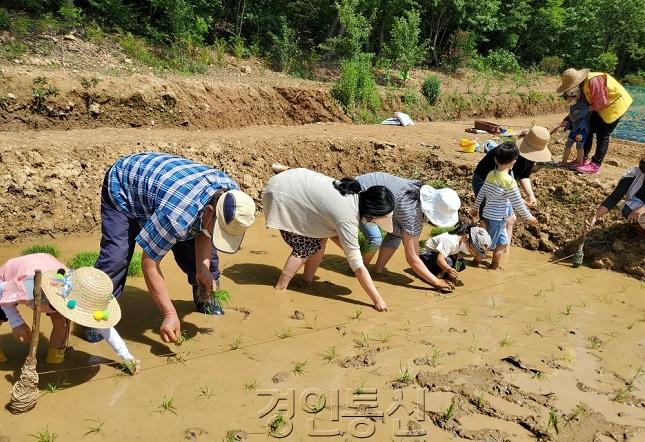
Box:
[460,138,476,153]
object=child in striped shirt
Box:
[470,142,538,269]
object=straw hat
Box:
[212,190,256,254]
[420,186,461,228]
[42,267,121,329]
[556,68,590,94]
[519,126,552,162]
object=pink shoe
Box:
[582,158,591,166]
[576,162,600,174]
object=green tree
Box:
[321,0,373,60]
[385,9,428,84]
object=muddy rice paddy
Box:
[1,218,644,441]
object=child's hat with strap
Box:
[42,267,121,329]
[470,227,492,257]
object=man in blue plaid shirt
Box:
[90,153,256,343]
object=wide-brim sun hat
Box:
[470,227,492,258]
[43,267,121,329]
[556,68,590,94]
[420,186,460,228]
[519,126,552,163]
[212,189,257,254]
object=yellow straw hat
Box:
[519,126,552,162]
[42,267,121,329]
[556,68,590,94]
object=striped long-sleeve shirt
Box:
[107,153,239,261]
[473,170,533,221]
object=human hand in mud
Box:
[528,217,539,225]
[373,301,388,312]
[469,208,479,219]
[160,312,181,343]
[525,195,537,207]
[627,206,645,224]
[196,267,214,293]
[436,279,455,293]
[12,323,32,343]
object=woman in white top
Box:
[263,168,395,311]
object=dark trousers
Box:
[96,173,220,299]
[419,252,465,276]
[583,112,620,166]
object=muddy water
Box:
[0,217,644,441]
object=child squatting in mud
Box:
[0,253,140,373]
[419,225,492,285]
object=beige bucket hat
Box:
[519,126,552,162]
[43,267,121,329]
[212,190,256,254]
[556,68,590,94]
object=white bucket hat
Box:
[212,190,256,254]
[420,186,460,228]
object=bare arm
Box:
[519,178,536,206]
[353,266,387,311]
[194,231,214,291]
[402,233,452,290]
[141,251,179,343]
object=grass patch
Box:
[22,244,60,257]
[3,42,28,58]
[30,427,58,442]
[157,397,177,415]
[83,419,105,437]
[66,251,142,277]
[293,360,307,375]
[396,363,413,385]
[321,346,337,363]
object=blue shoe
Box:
[192,285,224,316]
[83,327,104,343]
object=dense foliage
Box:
[3,0,643,76]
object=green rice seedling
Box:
[303,315,317,330]
[198,385,214,399]
[489,296,498,310]
[83,419,105,437]
[67,251,99,269]
[44,378,70,393]
[498,335,512,348]
[563,304,573,315]
[293,360,307,375]
[614,367,643,403]
[430,348,442,367]
[545,409,559,434]
[570,402,589,421]
[376,330,394,343]
[303,393,326,413]
[174,330,191,346]
[575,277,584,285]
[523,321,535,336]
[354,332,370,348]
[211,289,232,305]
[467,332,480,353]
[351,308,363,320]
[541,311,558,324]
[586,336,603,350]
[268,412,286,436]
[128,252,143,277]
[244,380,258,391]
[442,399,457,421]
[158,397,177,415]
[532,370,546,381]
[322,346,337,363]
[276,327,293,339]
[457,306,470,318]
[578,298,588,308]
[21,244,59,257]
[353,378,367,395]
[534,289,544,300]
[229,335,243,350]
[119,359,139,375]
[473,391,485,408]
[30,427,58,442]
[596,293,613,304]
[396,363,413,385]
[166,353,187,365]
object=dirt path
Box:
[1,114,642,278]
[0,220,643,441]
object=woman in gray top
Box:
[356,172,461,292]
[263,168,395,311]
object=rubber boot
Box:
[46,346,66,364]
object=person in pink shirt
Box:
[0,253,139,373]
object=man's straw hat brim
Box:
[556,68,590,94]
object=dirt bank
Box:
[0,224,643,441]
[0,116,642,279]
